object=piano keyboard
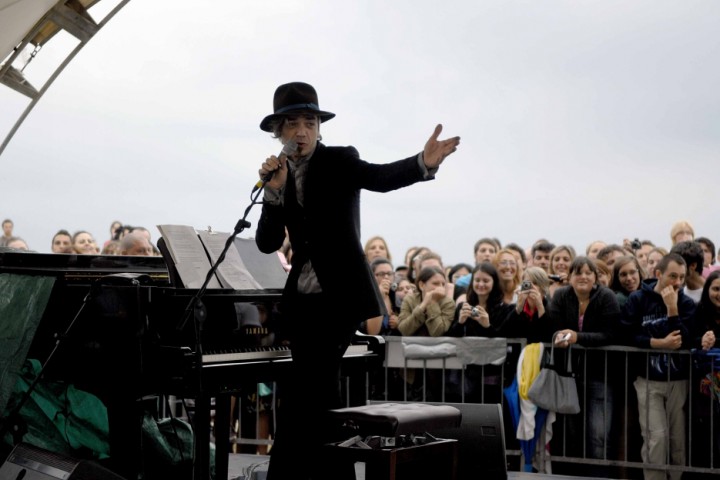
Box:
[202,343,372,364]
[203,347,290,363]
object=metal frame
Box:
[0,0,132,157]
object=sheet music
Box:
[197,230,263,290]
[234,237,288,289]
[156,225,223,288]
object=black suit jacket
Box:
[255,142,429,326]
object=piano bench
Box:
[324,403,461,480]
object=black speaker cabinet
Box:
[371,401,507,480]
[0,443,125,480]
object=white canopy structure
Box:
[0,0,130,156]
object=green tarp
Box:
[2,358,110,458]
[1,272,211,477]
[1,273,110,458]
[0,273,55,414]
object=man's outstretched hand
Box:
[423,124,461,169]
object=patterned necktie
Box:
[292,157,309,207]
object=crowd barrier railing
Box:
[224,336,720,478]
[372,335,720,478]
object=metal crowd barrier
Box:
[221,336,720,478]
[373,336,720,478]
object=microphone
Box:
[253,140,298,192]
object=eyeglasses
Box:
[499,260,517,267]
[374,271,394,278]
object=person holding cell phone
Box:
[547,256,622,477]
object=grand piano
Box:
[0,250,384,480]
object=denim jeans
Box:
[586,378,615,461]
[557,376,616,478]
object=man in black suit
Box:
[255,81,460,479]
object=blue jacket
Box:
[621,278,696,380]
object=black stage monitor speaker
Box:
[371,401,508,480]
[0,443,125,480]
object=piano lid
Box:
[0,250,170,282]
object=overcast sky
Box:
[1,0,719,267]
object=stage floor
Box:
[226,453,599,480]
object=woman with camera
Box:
[443,262,514,402]
[548,256,622,477]
[506,266,554,343]
[446,262,513,338]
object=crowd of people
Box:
[357,220,720,479]
[0,218,157,257]
[4,214,720,477]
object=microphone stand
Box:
[177,181,268,480]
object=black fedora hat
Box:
[260,82,336,132]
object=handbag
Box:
[527,332,581,414]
